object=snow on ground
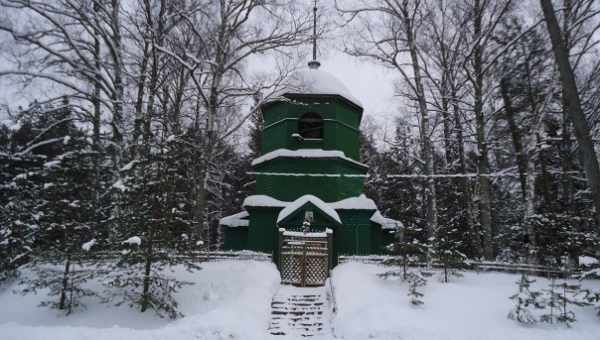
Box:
[332,262,600,340]
[2,260,599,340]
[0,260,280,340]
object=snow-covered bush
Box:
[102,260,193,319]
[586,291,600,316]
[508,273,544,324]
[541,281,590,326]
[18,262,105,315]
[406,272,426,306]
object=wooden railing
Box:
[338,255,577,278]
[71,250,272,263]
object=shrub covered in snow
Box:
[406,272,426,306]
[508,273,544,324]
[540,280,591,327]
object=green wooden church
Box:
[221,59,401,263]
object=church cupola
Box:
[259,67,364,160]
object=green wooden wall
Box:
[261,96,362,160]
[223,93,396,260]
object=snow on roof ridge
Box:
[219,211,249,228]
[281,68,363,108]
[243,194,379,211]
[370,210,403,230]
[276,194,341,224]
[330,194,377,210]
[251,148,367,168]
[282,230,329,238]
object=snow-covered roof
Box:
[282,229,332,238]
[279,68,363,109]
[244,194,378,211]
[330,194,377,210]
[241,194,400,228]
[219,211,249,228]
[277,195,341,224]
[243,195,287,208]
[252,148,367,169]
[370,211,404,230]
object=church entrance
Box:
[278,229,332,286]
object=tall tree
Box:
[337,0,439,241]
[540,0,600,226]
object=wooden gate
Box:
[278,229,332,286]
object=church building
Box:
[220,58,401,264]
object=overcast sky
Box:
[0,1,402,145]
[317,50,399,132]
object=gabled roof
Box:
[276,194,341,225]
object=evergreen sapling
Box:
[508,273,544,324]
[406,271,426,306]
[544,281,590,327]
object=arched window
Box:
[298,112,323,139]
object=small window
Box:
[298,112,323,139]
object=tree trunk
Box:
[540,0,600,225]
[441,88,453,167]
[500,78,528,200]
[141,234,153,313]
[59,255,71,311]
[110,0,123,168]
[402,8,437,239]
[473,0,494,259]
[133,40,149,155]
[92,1,102,211]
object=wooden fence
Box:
[338,255,576,278]
[72,250,272,263]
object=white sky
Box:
[0,1,402,145]
[316,50,398,131]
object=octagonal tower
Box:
[221,63,401,262]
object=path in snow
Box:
[267,283,333,338]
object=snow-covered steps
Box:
[267,285,332,337]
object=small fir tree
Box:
[543,281,590,327]
[508,273,544,324]
[540,278,560,324]
[406,271,426,306]
[13,103,103,314]
[0,119,45,282]
[106,137,197,319]
[387,222,426,280]
[431,222,467,283]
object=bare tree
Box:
[336,0,438,241]
[0,0,125,166]
[156,0,313,248]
